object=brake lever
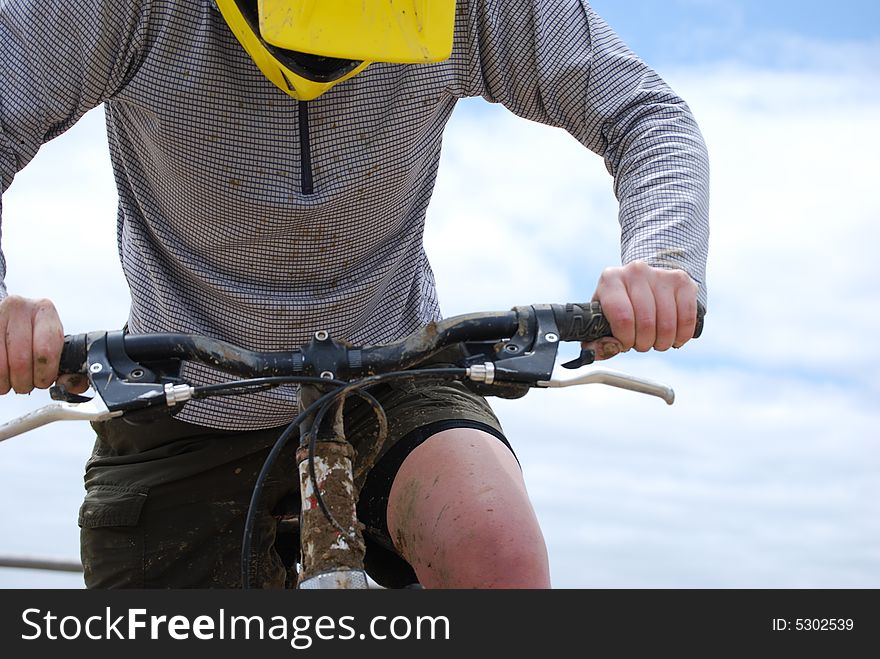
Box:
[537,366,675,405]
[0,398,122,443]
[561,347,595,369]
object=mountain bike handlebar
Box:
[59,300,704,377]
[1,301,704,441]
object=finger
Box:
[581,337,624,361]
[650,278,679,352]
[624,275,656,353]
[57,373,90,395]
[593,271,635,350]
[673,280,699,348]
[32,299,64,389]
[4,297,34,393]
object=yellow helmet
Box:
[215,0,457,100]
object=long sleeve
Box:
[0,0,150,297]
[454,0,710,306]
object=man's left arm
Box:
[578,2,709,358]
[458,0,710,356]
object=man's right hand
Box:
[0,295,87,395]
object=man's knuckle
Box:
[6,349,27,369]
[657,318,676,336]
[32,349,54,368]
[597,267,622,286]
[33,333,62,356]
[614,313,635,330]
[1,295,24,312]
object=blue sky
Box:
[1,1,878,588]
[591,0,879,65]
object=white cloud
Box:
[667,66,880,394]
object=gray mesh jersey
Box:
[0,0,710,430]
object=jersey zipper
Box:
[298,101,314,195]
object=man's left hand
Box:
[585,261,699,361]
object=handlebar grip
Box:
[550,302,611,342]
[551,302,705,342]
[58,333,89,375]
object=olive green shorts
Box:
[79,375,508,589]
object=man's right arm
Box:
[0,0,151,392]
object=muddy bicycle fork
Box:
[295,385,371,589]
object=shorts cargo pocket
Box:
[78,484,148,588]
[78,484,148,528]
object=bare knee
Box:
[431,512,550,588]
[386,428,551,589]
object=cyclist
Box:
[0,1,708,588]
